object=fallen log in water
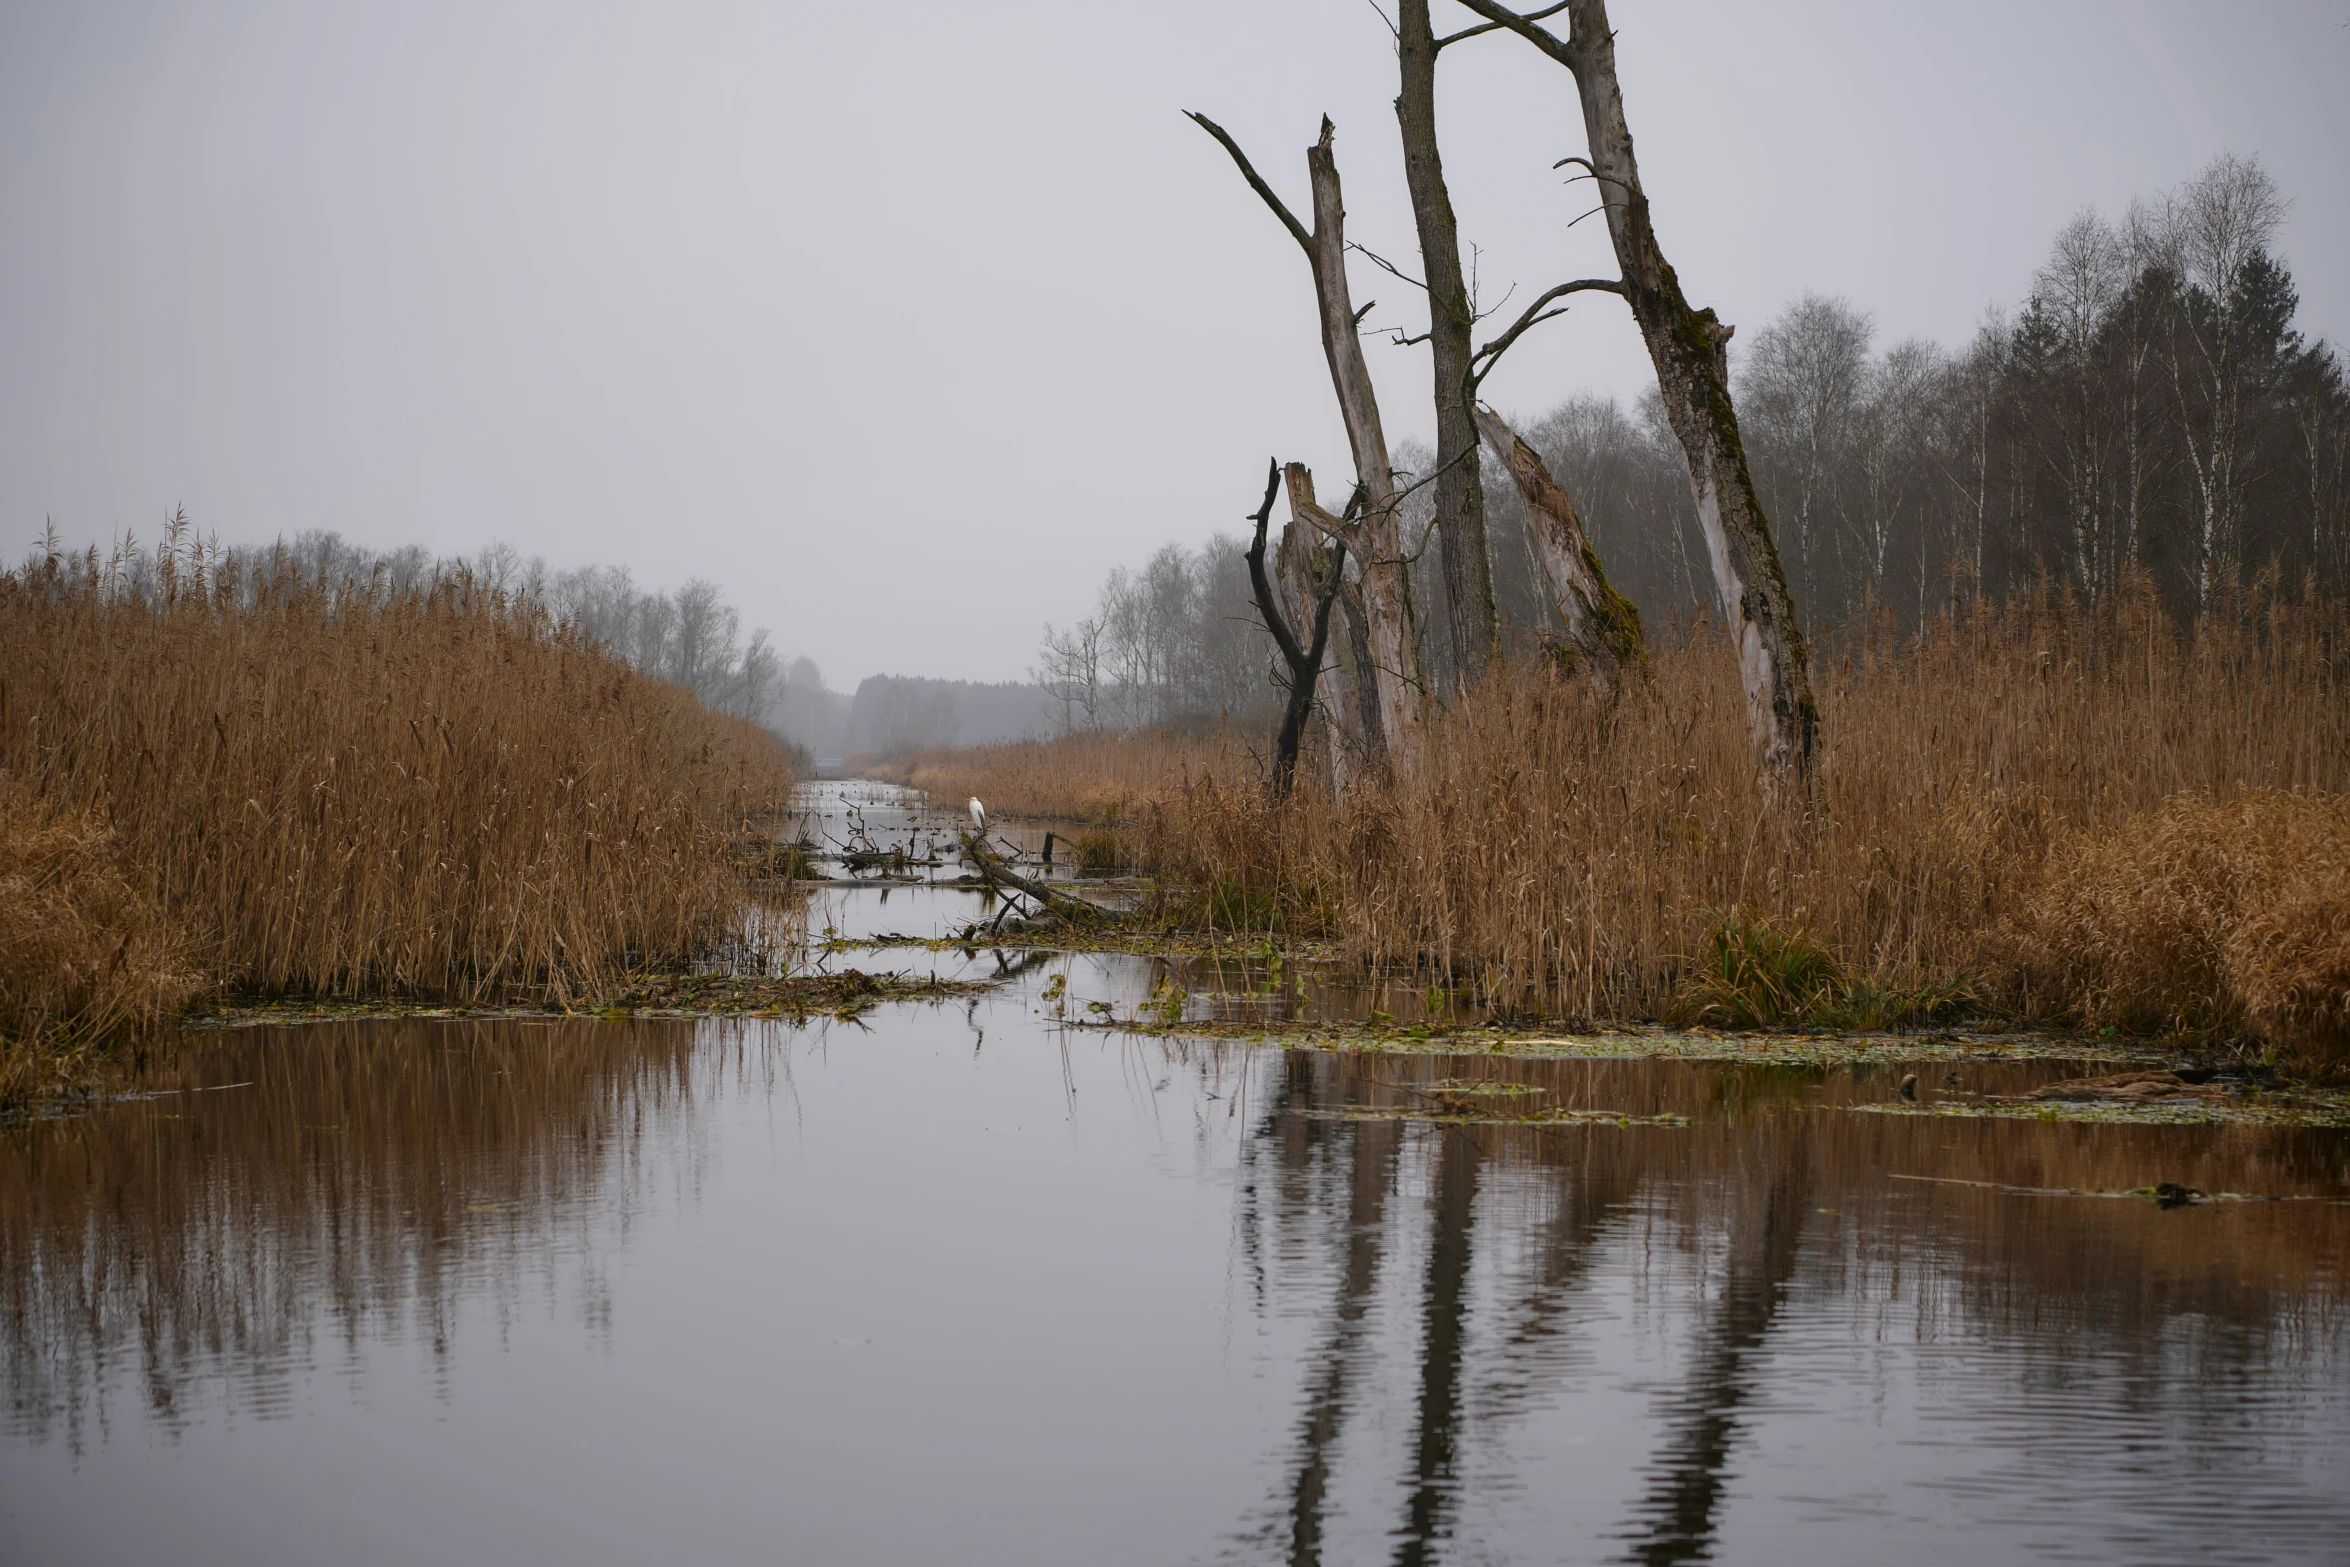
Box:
[956,830,1117,928]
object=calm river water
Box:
[2,787,2346,1565]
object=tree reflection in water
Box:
[2,1021,2344,1563]
[1236,1049,2346,1566]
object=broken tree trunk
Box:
[1286,462,1393,783]
[1458,0,1822,789]
[1277,508,1350,793]
[1243,459,1349,800]
[1396,0,1498,692]
[1189,111,1425,777]
[1473,404,1646,693]
[1336,575,1384,781]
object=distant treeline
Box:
[1047,154,2350,723]
[773,672,1064,760]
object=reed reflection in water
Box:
[0,1006,2345,1566]
[0,1017,728,1449]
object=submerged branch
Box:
[957,830,1118,926]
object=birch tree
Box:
[2159,153,2289,608]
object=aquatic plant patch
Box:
[1849,1093,2350,1130]
[185,969,986,1029]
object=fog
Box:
[4,0,2345,684]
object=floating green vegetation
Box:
[1308,1105,1691,1130]
[1424,1077,1544,1096]
[1851,1093,2350,1130]
[1888,1173,2350,1207]
[818,929,1346,960]
[186,969,987,1030]
[1089,1015,2169,1069]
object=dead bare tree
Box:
[1188,111,1425,777]
[1241,460,1350,799]
[1458,0,1823,790]
[1394,0,1499,693]
[1473,404,1644,692]
[1286,463,1389,781]
[1276,511,1346,792]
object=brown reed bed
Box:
[2010,790,2350,1071]
[0,536,796,1100]
[872,727,1245,823]
[914,577,2350,1069]
[0,776,195,1104]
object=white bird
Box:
[968,797,987,835]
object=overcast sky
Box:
[5,1,2346,686]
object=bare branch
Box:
[1450,0,1580,66]
[1185,111,1312,253]
[1469,278,1517,326]
[1552,154,1636,195]
[1391,443,1479,512]
[1435,0,1569,47]
[1349,241,1428,292]
[1470,277,1624,384]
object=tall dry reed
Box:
[0,538,794,1022]
[876,728,1247,822]
[2009,791,2350,1069]
[0,776,194,1101]
[1098,577,2347,1047]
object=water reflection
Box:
[2,1015,2345,1564]
[0,1017,730,1450]
[1230,1052,2348,1565]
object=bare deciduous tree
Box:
[1286,463,1388,778]
[1189,111,1425,777]
[1738,295,1870,603]
[1460,0,1823,791]
[1277,499,1354,792]
[1395,0,1498,692]
[1241,459,1350,799]
[2158,153,2291,608]
[1033,617,1104,736]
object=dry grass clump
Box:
[2011,791,2350,1071]
[1111,576,2350,1039]
[875,728,1246,822]
[0,536,794,1052]
[0,776,194,1101]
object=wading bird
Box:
[968,797,986,835]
